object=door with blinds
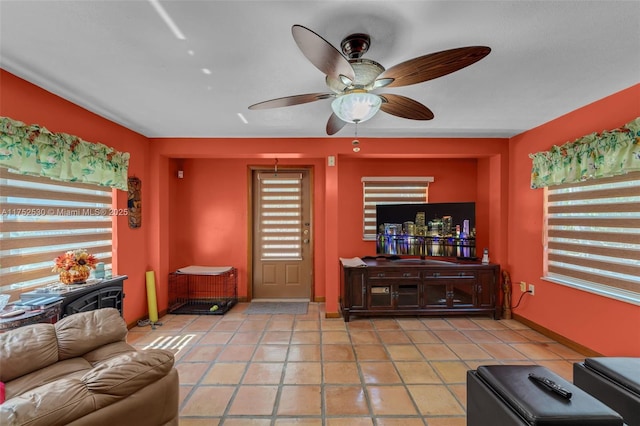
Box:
[252,169,312,299]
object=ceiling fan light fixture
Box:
[331,92,382,123]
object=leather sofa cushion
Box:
[5,358,92,400]
[584,357,640,395]
[56,308,127,360]
[1,378,97,426]
[82,341,137,365]
[0,309,129,383]
[0,324,58,382]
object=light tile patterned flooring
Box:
[126,303,586,426]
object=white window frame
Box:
[542,171,640,305]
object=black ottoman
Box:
[574,357,640,426]
[467,365,623,425]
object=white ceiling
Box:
[1,1,638,139]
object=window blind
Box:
[362,177,433,240]
[545,171,640,297]
[0,168,113,293]
[257,172,303,260]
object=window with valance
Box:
[530,117,640,304]
[0,116,130,190]
[529,117,639,189]
[0,116,128,299]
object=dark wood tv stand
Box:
[340,258,500,322]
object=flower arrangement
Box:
[53,249,98,284]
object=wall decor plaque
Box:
[128,177,141,229]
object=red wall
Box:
[0,70,152,325]
[162,156,486,301]
[166,157,326,299]
[336,157,480,257]
[169,159,250,273]
[150,137,509,316]
[508,84,640,355]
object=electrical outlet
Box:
[520,281,526,292]
[529,284,535,295]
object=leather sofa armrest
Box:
[0,378,96,426]
[82,349,175,407]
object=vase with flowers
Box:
[53,249,98,284]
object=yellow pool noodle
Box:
[145,270,159,323]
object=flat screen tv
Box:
[375,202,476,258]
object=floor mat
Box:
[244,301,308,315]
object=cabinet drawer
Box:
[369,270,420,279]
[424,270,476,280]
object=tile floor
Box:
[126,303,586,426]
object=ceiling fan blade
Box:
[326,113,347,135]
[379,94,434,120]
[377,46,491,88]
[292,24,355,82]
[248,93,333,110]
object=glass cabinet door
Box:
[450,282,474,307]
[396,284,420,308]
[424,284,448,306]
[369,285,393,309]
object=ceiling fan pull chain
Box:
[352,122,361,152]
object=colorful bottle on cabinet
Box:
[94,262,105,279]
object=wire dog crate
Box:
[168,266,237,315]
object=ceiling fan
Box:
[248,25,491,135]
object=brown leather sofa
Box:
[0,308,179,426]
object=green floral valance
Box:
[0,117,130,190]
[529,117,640,189]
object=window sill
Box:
[542,275,640,306]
